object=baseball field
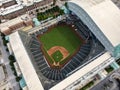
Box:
[38,24,83,67]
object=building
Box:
[9,0,120,90]
[0,0,16,8]
[0,0,54,20]
[0,14,33,35]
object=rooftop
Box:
[0,14,32,32]
[0,0,43,15]
[0,0,13,6]
[21,0,43,5]
[50,52,111,90]
[69,0,120,47]
[9,31,44,90]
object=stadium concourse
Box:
[9,0,120,90]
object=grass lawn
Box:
[105,66,114,73]
[80,81,94,90]
[39,25,82,65]
[52,50,63,62]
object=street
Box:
[0,36,20,90]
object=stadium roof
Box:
[69,0,120,47]
[9,31,44,90]
[50,52,111,90]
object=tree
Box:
[2,37,5,40]
[1,32,5,37]
[36,9,39,13]
[6,48,9,52]
[65,2,68,8]
[14,71,17,76]
[16,77,22,82]
[3,39,8,46]
[8,55,15,60]
[3,40,7,46]
[19,88,22,90]
[9,61,14,66]
[53,0,56,5]
[60,10,64,15]
[11,66,15,71]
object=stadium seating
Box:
[29,34,92,81]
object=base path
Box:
[47,46,69,60]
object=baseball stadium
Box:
[9,14,105,89]
[9,0,120,90]
[29,14,104,81]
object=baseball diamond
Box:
[37,23,84,68]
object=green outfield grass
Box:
[39,25,82,66]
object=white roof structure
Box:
[69,0,120,47]
[0,0,13,6]
[0,66,5,82]
[0,0,43,15]
[0,0,23,15]
[0,5,23,15]
[21,0,43,6]
[50,52,111,90]
[9,31,44,90]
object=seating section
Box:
[33,28,48,36]
[61,41,91,75]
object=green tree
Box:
[14,71,17,76]
[36,9,39,13]
[6,48,9,52]
[3,40,7,46]
[9,61,14,66]
[53,0,56,5]
[8,55,15,60]
[2,37,5,40]
[16,77,22,82]
[1,32,5,37]
[11,66,15,71]
[65,2,68,8]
